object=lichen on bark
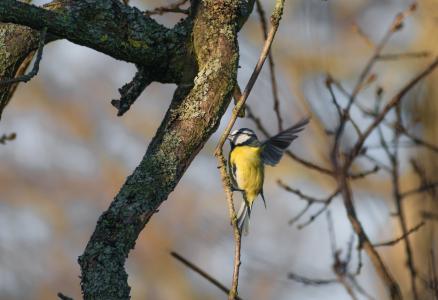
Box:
[0,24,38,117]
[0,0,251,298]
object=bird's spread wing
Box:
[261,118,310,166]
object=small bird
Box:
[227,118,309,234]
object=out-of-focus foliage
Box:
[0,0,436,299]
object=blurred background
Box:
[1,0,437,299]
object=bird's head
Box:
[227,128,258,146]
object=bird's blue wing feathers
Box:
[261,118,310,166]
[227,151,240,191]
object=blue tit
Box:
[227,118,310,234]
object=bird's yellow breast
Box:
[230,146,264,204]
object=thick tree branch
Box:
[0,0,257,118]
[77,1,241,298]
[0,0,188,81]
[0,0,189,118]
[0,0,262,298]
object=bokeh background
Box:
[1,0,437,299]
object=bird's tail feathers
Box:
[261,189,267,209]
[237,201,251,236]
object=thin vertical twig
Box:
[346,4,417,111]
[348,56,438,166]
[390,107,419,299]
[214,1,286,299]
[336,169,402,299]
[255,0,283,131]
[330,32,438,300]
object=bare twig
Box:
[278,179,341,227]
[281,6,435,298]
[288,273,337,285]
[378,102,419,298]
[336,272,359,300]
[325,76,343,119]
[144,0,189,16]
[170,252,243,300]
[0,132,16,145]
[246,105,334,176]
[278,180,328,204]
[289,214,366,300]
[336,171,402,299]
[232,85,245,117]
[287,202,312,225]
[421,212,438,221]
[326,211,338,256]
[0,27,47,86]
[349,276,376,300]
[411,159,437,198]
[398,125,438,154]
[354,245,363,276]
[374,222,425,247]
[255,0,283,131]
[330,62,401,300]
[389,120,419,298]
[352,23,374,48]
[346,4,417,111]
[330,7,417,184]
[349,166,380,179]
[377,51,430,61]
[332,5,417,178]
[325,75,363,139]
[359,113,438,155]
[214,2,286,299]
[362,153,392,173]
[429,245,438,299]
[296,189,340,229]
[111,66,151,116]
[57,293,74,300]
[348,56,438,165]
[333,55,438,300]
[402,183,438,199]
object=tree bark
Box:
[0,23,38,116]
[0,0,249,298]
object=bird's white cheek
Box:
[235,135,250,145]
